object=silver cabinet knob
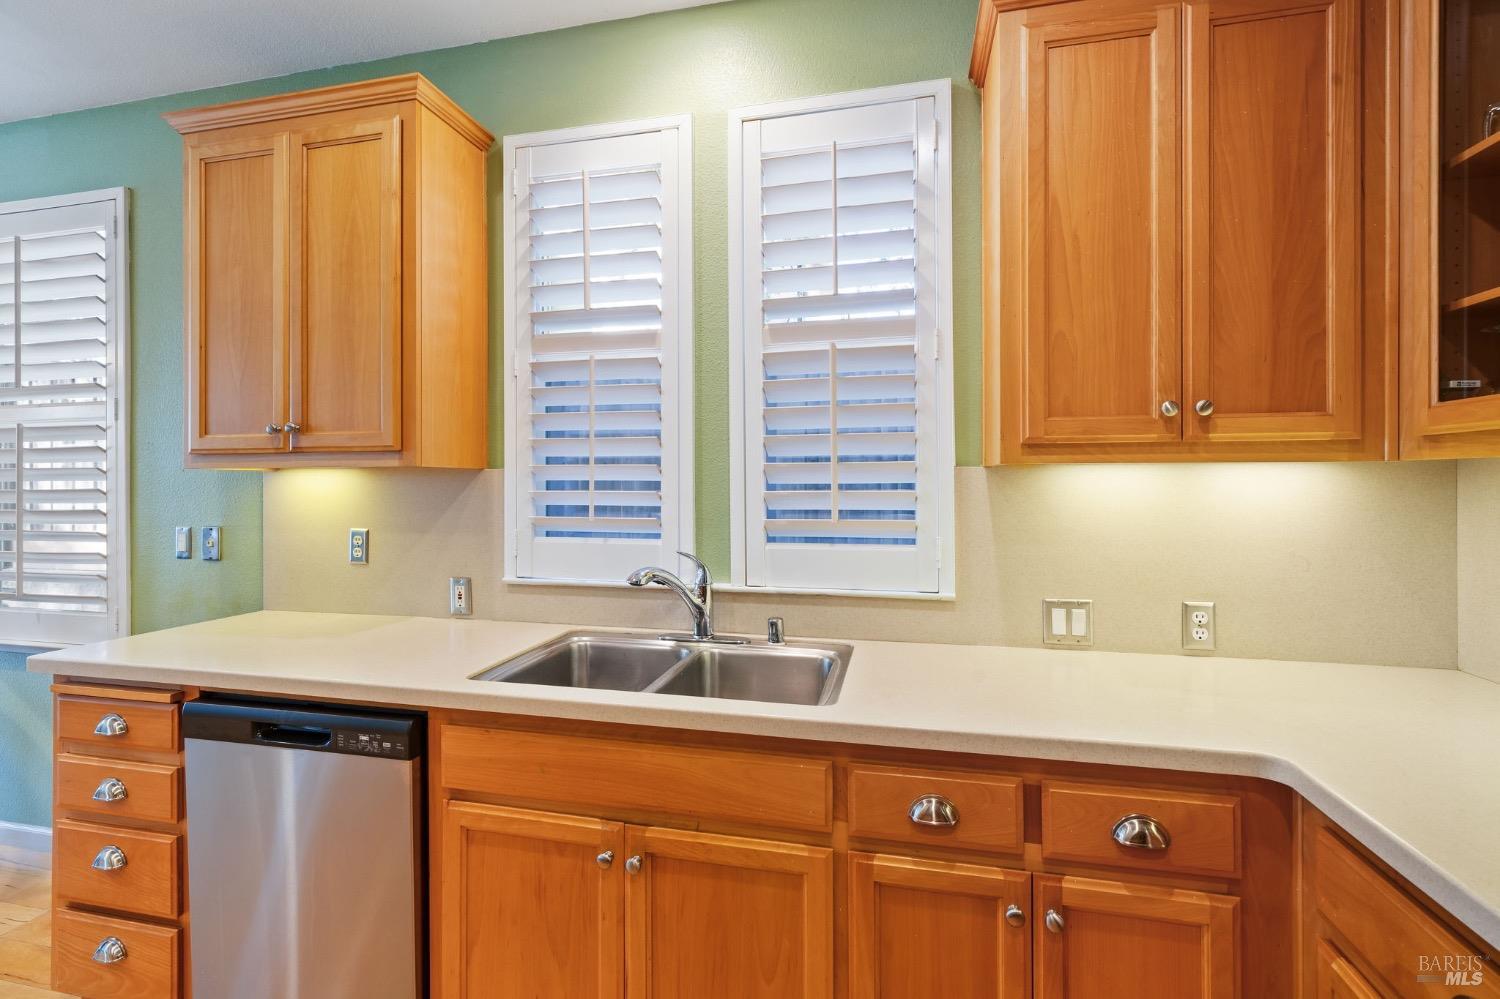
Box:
[91,777,127,803]
[1194,399,1214,417]
[281,422,302,434]
[1112,813,1171,850]
[1045,909,1065,934]
[265,423,283,435]
[91,845,127,872]
[908,794,959,828]
[1160,400,1181,417]
[93,713,127,737]
[92,936,127,964]
[1004,904,1025,927]
[596,850,614,869]
[624,854,643,875]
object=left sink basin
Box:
[471,632,694,691]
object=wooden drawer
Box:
[1041,780,1240,878]
[57,754,181,826]
[441,724,833,832]
[847,764,1024,853]
[57,695,179,754]
[53,818,180,920]
[1313,826,1500,997]
[53,907,180,999]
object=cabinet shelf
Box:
[1446,131,1500,178]
[1445,285,1500,315]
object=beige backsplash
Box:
[1457,460,1500,683]
[263,461,1461,669]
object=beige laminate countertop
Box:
[30,610,1500,950]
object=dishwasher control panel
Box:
[335,729,411,758]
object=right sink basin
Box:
[649,644,849,706]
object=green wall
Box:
[0,0,981,824]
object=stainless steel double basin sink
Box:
[471,631,851,706]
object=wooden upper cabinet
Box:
[184,132,289,453]
[1401,0,1500,456]
[976,0,1392,463]
[849,853,1029,999]
[288,115,402,452]
[1004,0,1183,447]
[1182,0,1361,444]
[625,826,833,999]
[167,74,492,468]
[1033,874,1237,998]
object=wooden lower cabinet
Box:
[438,800,833,998]
[1312,938,1382,999]
[440,801,625,998]
[848,852,1029,998]
[1032,874,1237,998]
[625,825,833,998]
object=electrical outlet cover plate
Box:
[450,576,472,617]
[1182,601,1215,651]
[201,526,221,561]
[349,528,369,565]
[1043,598,1093,647]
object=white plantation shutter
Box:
[504,120,692,583]
[732,87,954,595]
[0,191,128,645]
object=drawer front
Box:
[441,724,833,832]
[57,754,181,826]
[57,695,179,754]
[1041,780,1240,877]
[847,764,1024,853]
[53,907,180,999]
[53,818,180,919]
[1314,827,1500,998]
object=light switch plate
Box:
[201,526,221,561]
[174,527,192,560]
[1043,598,1092,647]
[349,528,369,565]
[1182,601,1216,652]
[450,577,472,617]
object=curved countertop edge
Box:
[27,610,1500,952]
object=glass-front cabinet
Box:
[1404,0,1500,454]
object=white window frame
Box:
[727,81,956,599]
[0,187,131,647]
[502,116,694,586]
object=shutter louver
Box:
[736,93,950,594]
[0,219,111,620]
[508,123,691,582]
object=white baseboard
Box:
[0,819,51,865]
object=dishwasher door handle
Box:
[252,723,333,748]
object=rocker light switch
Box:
[174,527,192,560]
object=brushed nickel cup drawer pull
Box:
[90,845,128,871]
[908,794,960,827]
[1112,813,1171,850]
[91,777,128,803]
[93,713,128,737]
[92,936,127,964]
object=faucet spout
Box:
[626,552,715,640]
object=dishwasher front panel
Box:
[185,709,422,999]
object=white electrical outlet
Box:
[349,528,369,565]
[1182,601,1216,651]
[1043,599,1093,647]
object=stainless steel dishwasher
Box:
[184,697,424,999]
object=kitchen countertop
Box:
[31,610,1500,950]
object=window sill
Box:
[502,575,955,602]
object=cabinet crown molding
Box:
[162,72,494,150]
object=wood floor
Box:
[0,850,72,999]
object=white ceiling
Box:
[0,0,720,124]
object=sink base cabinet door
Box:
[439,801,624,999]
[624,826,833,999]
[1033,874,1236,999]
[849,852,1029,999]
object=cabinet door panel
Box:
[289,114,402,451]
[1034,874,1236,999]
[1312,938,1383,998]
[1018,2,1182,444]
[185,132,289,453]
[849,852,1028,999]
[625,826,832,999]
[1183,0,1361,441]
[440,801,623,999]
